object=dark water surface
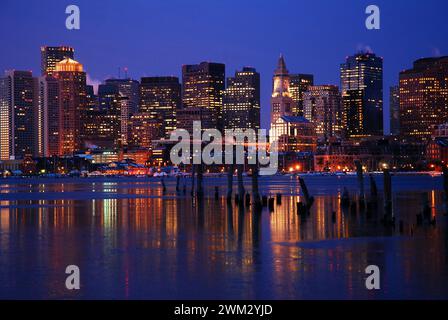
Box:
[0,175,447,299]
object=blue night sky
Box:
[1,0,447,132]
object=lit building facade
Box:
[36,76,60,157]
[223,67,260,130]
[389,85,400,135]
[83,84,123,149]
[105,78,140,144]
[270,55,295,137]
[289,73,314,116]
[399,56,448,141]
[340,52,383,138]
[182,62,225,130]
[270,115,317,153]
[303,85,343,142]
[0,70,36,160]
[41,46,75,76]
[128,113,162,149]
[140,77,180,138]
[53,58,87,155]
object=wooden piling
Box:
[383,169,393,223]
[299,177,314,212]
[355,160,365,208]
[197,163,204,198]
[237,164,245,204]
[227,163,234,202]
[443,166,448,216]
[214,186,219,200]
[251,164,261,208]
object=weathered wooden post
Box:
[227,163,234,202]
[383,169,393,224]
[369,174,378,199]
[355,160,365,209]
[422,192,431,222]
[237,164,245,205]
[214,186,219,200]
[299,177,314,213]
[443,166,448,216]
[251,164,261,209]
[161,177,166,193]
[197,163,204,198]
[191,164,196,197]
[341,187,350,208]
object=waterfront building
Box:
[289,73,314,116]
[303,85,343,142]
[41,46,75,76]
[340,52,383,137]
[0,70,36,160]
[106,78,140,144]
[140,76,180,138]
[182,62,225,130]
[36,76,60,156]
[223,67,260,130]
[270,55,294,129]
[390,85,400,135]
[399,56,448,141]
[53,58,87,155]
[270,115,317,153]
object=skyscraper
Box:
[82,84,125,149]
[399,56,448,141]
[340,52,383,138]
[105,78,140,145]
[182,62,225,129]
[223,67,260,130]
[289,74,314,116]
[140,77,180,138]
[0,71,36,160]
[270,55,294,133]
[41,46,75,76]
[53,58,87,155]
[303,85,343,141]
[36,76,60,157]
[389,85,400,136]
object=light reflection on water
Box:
[0,176,447,299]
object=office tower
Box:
[128,113,162,149]
[36,76,60,157]
[290,74,314,116]
[41,46,75,76]
[85,85,99,111]
[182,62,225,129]
[340,52,383,138]
[53,58,87,155]
[84,84,123,148]
[140,77,180,138]
[223,67,260,130]
[0,71,36,160]
[399,56,448,141]
[389,85,400,136]
[270,55,295,134]
[105,78,140,145]
[303,85,343,141]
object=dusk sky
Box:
[1,0,447,131]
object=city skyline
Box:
[1,0,448,131]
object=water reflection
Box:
[0,177,447,299]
